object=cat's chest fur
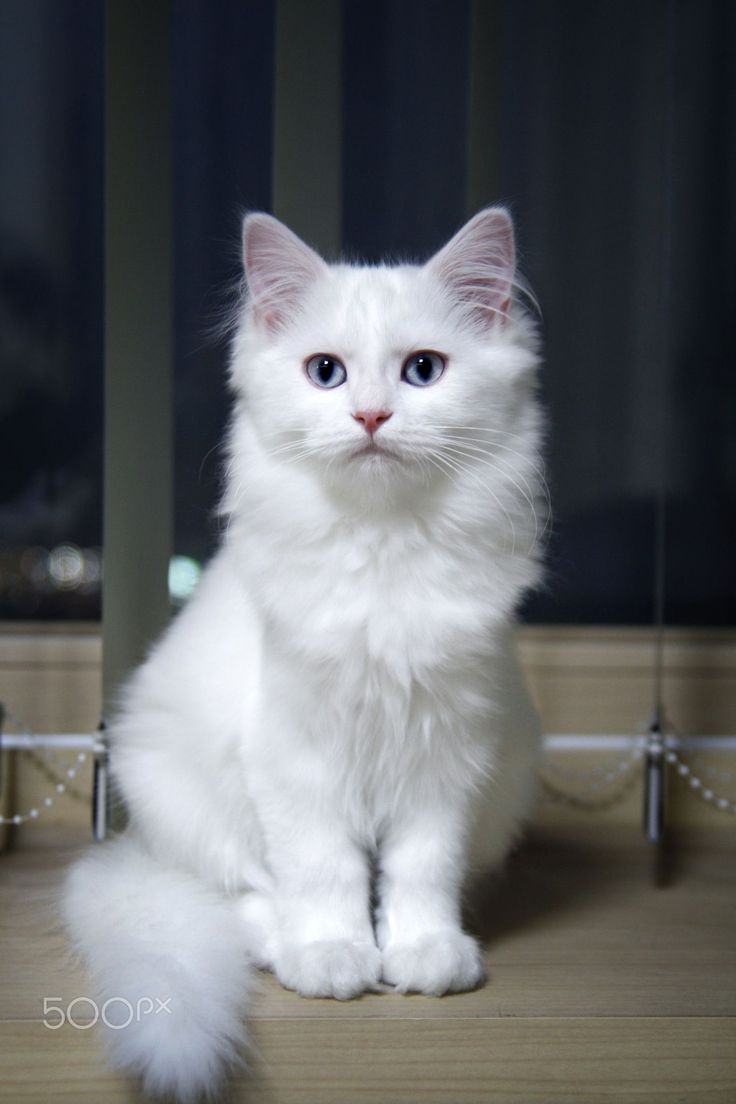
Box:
[236,508,503,682]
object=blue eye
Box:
[402,351,446,387]
[305,354,347,389]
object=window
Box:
[0,0,103,620]
[2,0,733,632]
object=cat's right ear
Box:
[426,207,516,329]
[242,214,328,334]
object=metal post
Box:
[92,721,109,843]
[643,707,666,843]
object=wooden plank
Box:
[1,1017,734,1103]
[2,828,734,1024]
[1,828,734,1099]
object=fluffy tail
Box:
[61,835,252,1101]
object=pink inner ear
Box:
[242,214,327,334]
[429,207,516,326]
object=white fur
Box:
[63,208,546,1099]
[61,836,251,1101]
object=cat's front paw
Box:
[276,939,381,1000]
[381,930,485,995]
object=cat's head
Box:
[229,209,539,499]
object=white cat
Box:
[62,207,545,1101]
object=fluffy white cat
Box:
[63,207,545,1100]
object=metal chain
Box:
[2,704,735,825]
[664,747,736,814]
[20,746,90,804]
[0,709,91,826]
[540,741,736,815]
[540,745,643,811]
[543,741,642,791]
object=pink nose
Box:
[352,410,393,436]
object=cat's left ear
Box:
[242,213,328,333]
[426,207,515,328]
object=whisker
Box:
[426,423,525,435]
[432,442,540,546]
[422,434,552,542]
[423,451,464,496]
[267,443,322,466]
[267,439,312,455]
[427,448,518,556]
[423,423,512,433]
[422,427,548,482]
[422,427,552,534]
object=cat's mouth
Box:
[350,441,399,460]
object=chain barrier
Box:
[1,705,735,828]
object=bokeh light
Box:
[168,555,202,605]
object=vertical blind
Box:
[0,1,733,679]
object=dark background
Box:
[1,0,734,624]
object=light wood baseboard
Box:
[516,625,736,736]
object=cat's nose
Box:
[352,410,393,436]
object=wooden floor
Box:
[1,823,735,1103]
